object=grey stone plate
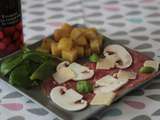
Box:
[0,34,160,120]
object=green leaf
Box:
[139,66,155,73]
[9,61,33,88]
[76,80,93,93]
[89,54,99,62]
[22,51,53,63]
[30,60,57,81]
[0,53,23,76]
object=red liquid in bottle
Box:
[0,0,24,57]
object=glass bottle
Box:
[0,0,24,57]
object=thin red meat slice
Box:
[41,48,160,103]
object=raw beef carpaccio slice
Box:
[41,48,160,103]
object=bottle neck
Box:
[0,0,22,27]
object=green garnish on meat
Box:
[139,66,155,73]
[76,80,93,93]
[89,54,99,63]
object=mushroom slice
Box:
[56,61,70,71]
[68,63,94,80]
[144,60,160,72]
[96,54,120,70]
[104,44,133,69]
[94,75,128,93]
[90,91,116,106]
[53,67,75,84]
[50,86,87,111]
[117,70,137,80]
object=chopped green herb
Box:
[89,54,99,62]
[76,80,93,93]
[139,66,155,73]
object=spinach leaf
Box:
[9,61,33,88]
[22,51,53,63]
[0,53,23,76]
[8,60,41,88]
[30,60,57,81]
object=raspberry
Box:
[4,26,16,36]
[14,31,20,41]
[16,35,24,47]
[16,21,23,31]
[2,37,11,46]
[0,42,6,50]
[0,31,4,39]
[6,44,17,53]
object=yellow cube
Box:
[61,23,73,34]
[85,28,97,41]
[54,29,70,42]
[41,38,52,52]
[85,47,92,56]
[70,28,82,40]
[53,29,63,42]
[58,37,73,51]
[62,49,78,62]
[76,46,84,57]
[78,28,87,33]
[89,28,98,34]
[96,34,103,47]
[51,42,61,56]
[90,39,100,53]
[76,36,88,46]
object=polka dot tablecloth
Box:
[1,0,160,120]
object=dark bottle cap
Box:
[0,0,21,26]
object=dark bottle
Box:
[0,0,24,57]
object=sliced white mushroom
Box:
[96,54,120,70]
[144,60,160,72]
[56,61,70,71]
[96,58,115,70]
[103,44,133,69]
[53,67,75,84]
[50,86,87,111]
[68,63,94,80]
[94,75,128,93]
[117,70,137,80]
[90,91,116,106]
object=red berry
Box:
[6,44,17,53]
[0,42,6,50]
[16,21,23,31]
[19,35,24,47]
[0,31,4,39]
[14,31,20,41]
[4,26,16,36]
[2,37,11,46]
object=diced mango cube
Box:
[85,28,97,41]
[51,42,61,56]
[85,47,92,56]
[58,37,73,51]
[70,28,82,40]
[76,36,88,46]
[62,48,78,62]
[61,23,73,34]
[54,29,70,42]
[76,46,84,57]
[90,39,100,53]
[53,29,63,42]
[41,38,52,52]
[97,35,103,47]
